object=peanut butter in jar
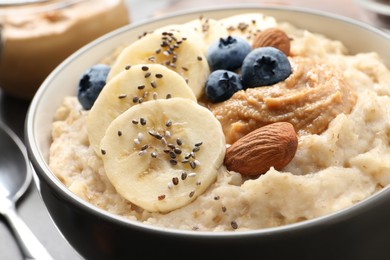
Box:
[0,0,130,99]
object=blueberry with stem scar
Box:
[241,47,292,88]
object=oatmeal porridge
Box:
[49,13,390,231]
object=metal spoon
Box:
[0,122,53,260]
[0,0,49,5]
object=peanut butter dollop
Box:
[209,56,357,144]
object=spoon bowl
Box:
[0,121,53,260]
[0,122,31,202]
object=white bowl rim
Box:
[25,4,390,238]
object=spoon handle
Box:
[2,200,53,260]
[0,0,49,5]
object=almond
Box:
[224,122,298,177]
[252,28,291,56]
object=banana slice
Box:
[151,20,227,55]
[182,17,229,52]
[106,29,210,99]
[218,13,277,44]
[154,23,205,49]
[87,64,196,155]
[100,98,226,213]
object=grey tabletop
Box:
[0,91,82,260]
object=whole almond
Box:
[224,122,298,177]
[252,27,291,56]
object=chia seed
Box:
[231,221,238,229]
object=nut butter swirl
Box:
[210,56,357,144]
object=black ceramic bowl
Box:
[25,6,390,260]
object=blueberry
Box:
[205,70,243,103]
[241,47,292,88]
[77,64,110,110]
[206,36,252,71]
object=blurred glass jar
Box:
[0,0,130,99]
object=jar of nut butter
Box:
[0,0,130,99]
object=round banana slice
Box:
[87,64,196,155]
[100,98,226,213]
[154,23,205,48]
[182,17,229,52]
[218,13,277,44]
[106,29,210,99]
[151,20,227,55]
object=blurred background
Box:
[129,0,387,26]
[0,0,388,259]
[131,0,361,21]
